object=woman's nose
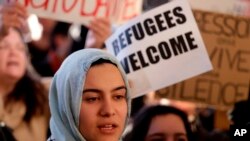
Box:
[9,46,18,54]
[99,98,115,117]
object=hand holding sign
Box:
[85,18,112,49]
[0,2,29,39]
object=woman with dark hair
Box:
[0,3,49,141]
[126,105,194,141]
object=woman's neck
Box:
[0,80,16,99]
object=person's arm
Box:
[84,18,112,49]
[0,2,28,39]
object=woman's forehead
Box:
[3,28,23,42]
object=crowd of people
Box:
[0,1,249,141]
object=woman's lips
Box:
[98,124,118,134]
[7,61,19,66]
[7,61,19,67]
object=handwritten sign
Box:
[106,0,212,98]
[156,10,250,109]
[188,0,235,14]
[188,0,250,18]
[3,0,142,25]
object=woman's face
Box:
[145,114,188,141]
[0,28,27,82]
[79,63,128,141]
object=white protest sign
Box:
[2,0,142,25]
[106,0,213,98]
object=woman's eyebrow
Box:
[112,86,127,92]
[174,133,187,136]
[83,89,102,94]
[146,133,165,140]
[147,132,165,137]
[82,86,126,94]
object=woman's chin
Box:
[5,72,24,82]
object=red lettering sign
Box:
[4,0,142,25]
[24,0,49,10]
[63,0,77,13]
[122,0,138,20]
[81,0,110,17]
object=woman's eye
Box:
[175,136,188,141]
[16,45,26,52]
[84,97,100,103]
[114,94,125,100]
[0,43,8,50]
[150,139,165,141]
[176,139,187,141]
[0,42,25,53]
[148,137,165,141]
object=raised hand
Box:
[0,2,28,38]
[85,18,112,49]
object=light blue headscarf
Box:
[48,49,131,141]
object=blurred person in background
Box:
[28,14,112,77]
[193,107,230,141]
[28,17,57,76]
[39,18,112,76]
[229,100,250,127]
[125,105,194,141]
[2,1,112,77]
[228,99,250,141]
[0,2,49,141]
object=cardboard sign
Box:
[188,0,235,14]
[3,0,142,25]
[188,0,250,18]
[156,10,250,108]
[106,0,212,98]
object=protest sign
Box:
[2,0,142,25]
[156,10,250,108]
[106,0,212,98]
[188,0,250,18]
[188,0,235,15]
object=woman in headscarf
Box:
[48,48,131,141]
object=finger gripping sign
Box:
[106,0,212,98]
[3,0,142,26]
